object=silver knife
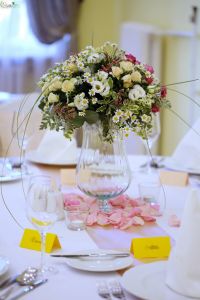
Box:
[9,278,48,300]
[51,252,130,258]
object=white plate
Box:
[65,250,133,272]
[27,149,81,166]
[121,261,194,300]
[164,158,200,175]
[0,256,9,276]
[0,171,22,182]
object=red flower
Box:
[125,53,136,63]
[151,105,160,113]
[145,64,154,74]
[161,85,167,98]
[146,77,153,84]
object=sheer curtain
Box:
[0,0,77,93]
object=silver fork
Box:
[109,281,126,299]
[97,281,112,299]
[0,286,14,300]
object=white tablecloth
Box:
[0,156,195,299]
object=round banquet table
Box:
[0,155,195,300]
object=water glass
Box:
[139,181,161,206]
[64,205,89,231]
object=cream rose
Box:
[42,82,49,96]
[120,61,133,72]
[62,78,77,92]
[48,92,59,103]
[131,71,142,83]
[129,84,146,100]
[48,79,62,92]
[111,66,123,78]
[122,74,132,88]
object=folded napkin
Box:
[166,189,200,297]
[172,118,200,170]
[36,131,78,164]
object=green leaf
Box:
[69,116,85,128]
[85,110,99,124]
[108,77,113,88]
[96,105,107,113]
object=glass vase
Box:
[76,122,131,213]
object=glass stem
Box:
[40,231,46,272]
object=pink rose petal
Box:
[97,213,109,226]
[109,211,122,224]
[132,216,145,226]
[87,212,98,226]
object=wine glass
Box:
[11,111,33,174]
[142,113,161,173]
[26,175,59,275]
[76,123,131,213]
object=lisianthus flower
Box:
[129,85,146,100]
[145,64,154,74]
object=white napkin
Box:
[166,189,200,298]
[172,118,200,170]
[36,130,78,164]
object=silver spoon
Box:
[0,267,38,289]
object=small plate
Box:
[121,261,194,300]
[164,158,200,175]
[0,256,9,276]
[65,250,133,272]
[27,149,81,166]
[0,171,22,182]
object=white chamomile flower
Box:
[83,72,91,79]
[115,110,123,117]
[78,111,86,117]
[141,114,151,123]
[112,115,120,123]
[91,97,98,104]
[74,93,88,110]
[87,77,94,84]
[89,89,95,96]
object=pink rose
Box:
[125,53,136,64]
[161,85,167,98]
[145,64,154,74]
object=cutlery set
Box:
[51,252,130,259]
[98,280,126,299]
[0,268,47,300]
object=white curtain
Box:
[0,1,73,93]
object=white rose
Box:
[98,71,108,80]
[62,78,77,92]
[129,85,146,100]
[131,71,142,83]
[48,92,59,103]
[49,79,62,91]
[120,61,133,72]
[111,66,123,78]
[122,74,132,88]
[92,81,104,93]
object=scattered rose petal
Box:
[109,211,122,224]
[87,212,97,226]
[168,214,181,227]
[97,213,109,226]
[132,216,145,226]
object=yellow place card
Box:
[20,229,61,253]
[159,170,188,186]
[130,236,171,259]
[60,168,76,186]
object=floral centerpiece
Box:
[38,42,170,142]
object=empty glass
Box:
[26,175,60,274]
[64,205,89,231]
[11,111,33,174]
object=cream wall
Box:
[78,0,200,155]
